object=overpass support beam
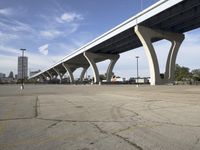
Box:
[46,71,53,80]
[84,52,120,84]
[135,25,184,85]
[41,74,47,82]
[36,77,40,82]
[84,52,100,84]
[38,75,44,82]
[106,55,120,82]
[80,66,89,82]
[53,68,62,84]
[62,63,75,84]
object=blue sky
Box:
[0,0,200,78]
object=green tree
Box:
[175,64,190,81]
[191,69,200,81]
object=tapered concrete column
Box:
[46,71,53,80]
[80,66,89,82]
[84,52,120,84]
[165,37,184,82]
[84,52,100,83]
[38,75,44,82]
[62,63,75,83]
[135,25,184,85]
[53,68,62,84]
[59,74,64,84]
[36,77,40,82]
[41,74,47,81]
[106,55,120,82]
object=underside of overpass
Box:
[31,0,200,85]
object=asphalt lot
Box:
[0,84,200,150]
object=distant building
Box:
[18,56,28,79]
[0,73,6,78]
[8,71,14,78]
[135,77,150,84]
[30,70,41,77]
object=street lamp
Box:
[20,48,26,89]
[136,56,139,87]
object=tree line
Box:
[175,64,200,82]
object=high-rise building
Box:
[18,56,28,79]
[0,73,6,78]
[8,71,14,78]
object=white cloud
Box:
[185,32,200,43]
[0,44,20,54]
[38,44,49,55]
[0,8,13,16]
[40,30,61,39]
[0,18,35,33]
[52,43,77,54]
[56,12,83,23]
[0,54,18,75]
[0,31,19,43]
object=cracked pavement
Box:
[0,84,200,150]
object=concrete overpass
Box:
[30,0,200,85]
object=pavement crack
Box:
[91,123,143,150]
[112,133,143,150]
[90,123,108,135]
[36,117,136,123]
[47,120,62,128]
[34,96,39,118]
[147,119,200,128]
[0,117,33,121]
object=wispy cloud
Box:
[56,12,84,23]
[40,30,61,39]
[38,44,48,55]
[185,32,200,44]
[0,31,19,43]
[0,17,35,33]
[0,44,20,54]
[39,11,84,39]
[0,8,13,16]
[0,54,18,75]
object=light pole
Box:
[136,56,139,87]
[20,48,26,89]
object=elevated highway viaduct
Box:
[30,0,200,85]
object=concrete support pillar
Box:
[59,74,64,84]
[38,75,44,82]
[53,68,62,84]
[134,25,184,85]
[80,66,89,82]
[36,77,40,82]
[84,52,120,84]
[84,52,100,83]
[106,55,120,82]
[46,71,53,80]
[41,74,47,81]
[62,63,75,84]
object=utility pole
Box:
[20,48,26,90]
